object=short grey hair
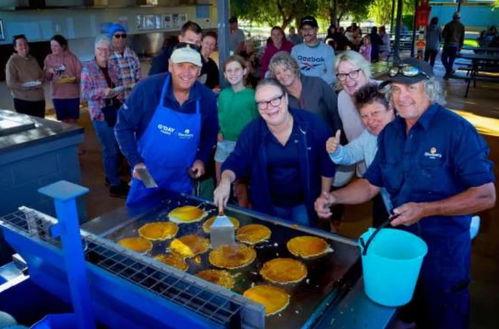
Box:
[268,51,301,78]
[383,77,446,105]
[94,34,111,49]
[334,50,372,89]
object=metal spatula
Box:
[135,167,158,188]
[210,209,236,248]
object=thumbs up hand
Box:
[326,129,342,154]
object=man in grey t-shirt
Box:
[291,16,336,86]
[229,17,245,55]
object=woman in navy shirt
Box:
[214,78,335,227]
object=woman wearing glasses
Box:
[214,78,334,227]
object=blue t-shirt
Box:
[365,103,495,237]
[267,126,304,207]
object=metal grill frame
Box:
[0,207,264,329]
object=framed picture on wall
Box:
[0,19,5,41]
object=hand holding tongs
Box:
[359,211,401,256]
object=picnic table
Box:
[453,51,499,97]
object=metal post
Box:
[390,0,396,33]
[217,0,230,87]
[411,0,419,57]
[392,0,404,64]
[38,181,95,329]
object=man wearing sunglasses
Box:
[108,23,141,99]
[315,58,495,329]
[115,45,218,205]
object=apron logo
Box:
[157,124,175,135]
[178,128,194,139]
[424,147,442,159]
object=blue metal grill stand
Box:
[36,180,95,329]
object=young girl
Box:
[359,35,372,62]
[215,55,259,207]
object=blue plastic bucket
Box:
[359,228,428,307]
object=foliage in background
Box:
[368,0,393,26]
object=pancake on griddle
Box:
[208,244,256,269]
[117,237,153,253]
[243,285,290,316]
[196,269,235,289]
[260,258,307,284]
[138,222,179,241]
[168,205,206,224]
[170,234,210,258]
[236,224,271,245]
[154,253,189,271]
[202,216,240,233]
[286,235,331,258]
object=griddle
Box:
[83,192,361,329]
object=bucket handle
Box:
[360,212,400,256]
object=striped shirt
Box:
[109,47,141,99]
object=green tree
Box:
[368,0,393,25]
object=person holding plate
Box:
[44,34,83,124]
[6,34,45,118]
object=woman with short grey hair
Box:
[268,51,343,137]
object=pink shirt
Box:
[44,50,82,99]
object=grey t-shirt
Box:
[229,29,246,54]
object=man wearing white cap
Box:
[115,43,218,205]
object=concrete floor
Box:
[1,57,498,327]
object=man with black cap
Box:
[315,58,496,329]
[108,23,141,99]
[115,44,218,205]
[291,16,335,86]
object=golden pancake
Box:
[208,244,256,269]
[202,216,240,233]
[196,269,235,289]
[170,234,210,258]
[168,205,206,224]
[117,237,153,253]
[236,224,271,245]
[243,285,290,316]
[138,222,179,241]
[260,258,307,284]
[286,236,331,258]
[154,253,188,271]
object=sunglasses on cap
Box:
[114,33,127,39]
[174,42,201,53]
[388,64,430,79]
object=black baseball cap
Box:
[300,16,318,29]
[380,58,434,88]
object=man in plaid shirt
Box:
[108,23,141,99]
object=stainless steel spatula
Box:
[210,210,236,248]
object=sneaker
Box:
[109,183,129,198]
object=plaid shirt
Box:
[80,58,119,121]
[109,47,141,99]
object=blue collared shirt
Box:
[365,103,494,236]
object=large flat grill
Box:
[0,207,260,328]
[1,192,361,329]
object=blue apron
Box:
[126,75,201,205]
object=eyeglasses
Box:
[174,42,201,53]
[388,64,430,79]
[114,33,127,39]
[256,94,284,109]
[336,69,361,81]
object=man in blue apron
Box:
[115,44,218,205]
[315,58,496,329]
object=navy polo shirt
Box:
[267,125,304,207]
[365,103,494,236]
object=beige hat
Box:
[170,45,202,67]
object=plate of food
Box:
[57,76,76,84]
[22,81,42,87]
